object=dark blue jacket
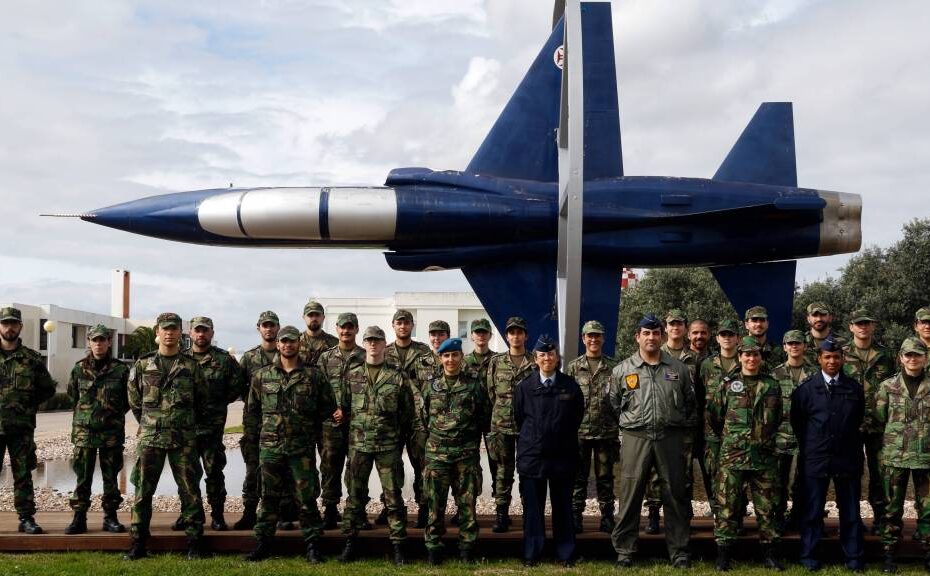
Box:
[514,371,584,478]
[790,371,864,478]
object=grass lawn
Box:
[0,554,925,575]
[224,425,243,434]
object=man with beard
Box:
[804,303,835,364]
[688,319,711,365]
[744,306,785,369]
[299,300,338,367]
[0,307,57,534]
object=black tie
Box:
[544,378,552,388]
[827,378,835,393]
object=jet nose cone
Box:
[87,189,221,243]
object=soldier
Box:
[299,300,338,367]
[125,313,208,560]
[167,317,243,533]
[428,320,450,353]
[316,312,365,530]
[65,324,129,535]
[688,318,714,516]
[565,320,619,534]
[339,326,413,566]
[234,311,281,531]
[688,319,711,364]
[708,336,783,571]
[805,302,835,364]
[875,337,930,573]
[744,305,786,369]
[0,306,56,535]
[485,316,535,533]
[915,307,930,349]
[243,326,335,564]
[422,338,490,565]
[771,330,815,532]
[843,308,895,534]
[609,314,695,569]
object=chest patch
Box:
[431,379,444,392]
[664,371,680,381]
[625,374,639,390]
[729,380,745,393]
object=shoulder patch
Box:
[625,374,639,390]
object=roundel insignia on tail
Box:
[554,45,564,69]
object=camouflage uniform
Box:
[699,353,740,508]
[422,369,490,552]
[464,348,495,495]
[190,345,243,513]
[239,345,278,513]
[707,372,783,546]
[565,353,619,517]
[0,339,57,519]
[299,330,339,368]
[485,349,535,510]
[128,351,208,541]
[341,360,414,542]
[67,353,129,514]
[771,357,815,526]
[316,344,365,507]
[246,357,335,544]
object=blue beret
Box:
[437,338,462,354]
[819,336,843,353]
[533,334,557,353]
[638,314,662,330]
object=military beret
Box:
[505,317,528,331]
[738,336,762,353]
[849,308,876,324]
[638,314,662,330]
[393,309,414,322]
[581,320,605,335]
[428,320,451,334]
[156,312,182,328]
[87,324,111,339]
[806,302,831,315]
[303,300,325,315]
[437,338,463,354]
[470,318,492,333]
[533,334,557,353]
[916,307,930,322]
[257,310,279,325]
[190,316,213,329]
[665,309,686,323]
[819,336,844,353]
[362,326,386,341]
[745,306,768,320]
[336,312,358,327]
[0,307,22,322]
[901,337,928,356]
[277,325,301,341]
[716,319,739,335]
[782,329,805,344]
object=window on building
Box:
[39,318,48,351]
[458,321,469,338]
[71,325,87,349]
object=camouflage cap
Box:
[257,310,279,325]
[806,302,831,315]
[277,325,301,341]
[901,337,928,356]
[303,300,325,315]
[87,324,111,339]
[362,325,386,341]
[156,312,182,328]
[392,309,414,322]
[849,308,876,324]
[0,307,22,322]
[745,306,768,320]
[581,320,605,335]
[505,316,528,331]
[717,319,739,335]
[428,320,451,334]
[470,318,492,333]
[190,316,213,329]
[437,338,463,354]
[915,307,930,322]
[336,312,358,327]
[782,329,805,344]
[665,309,686,323]
[738,336,762,353]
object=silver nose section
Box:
[818,191,862,256]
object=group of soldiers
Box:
[1,298,930,570]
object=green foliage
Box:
[39,392,74,412]
[123,326,157,359]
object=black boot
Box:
[18,516,43,535]
[65,511,87,535]
[306,541,323,564]
[124,538,148,561]
[600,506,616,533]
[715,545,731,571]
[323,504,341,530]
[243,538,272,561]
[210,510,228,531]
[450,509,460,527]
[170,515,186,531]
[102,510,126,533]
[186,537,204,560]
[762,543,785,571]
[375,506,389,526]
[393,542,406,566]
[872,507,885,535]
[414,504,428,529]
[359,512,373,530]
[339,537,356,563]
[645,505,661,534]
[233,504,257,530]
[573,509,584,534]
[882,550,898,574]
[427,548,443,566]
[492,505,510,533]
[460,548,475,564]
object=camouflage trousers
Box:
[864,432,886,515]
[343,449,407,542]
[130,444,204,540]
[423,454,481,551]
[240,438,262,509]
[647,431,694,509]
[881,466,930,549]
[487,431,517,508]
[70,445,124,513]
[404,429,427,506]
[195,431,226,510]
[704,439,721,511]
[714,466,781,545]
[317,421,348,507]
[255,449,323,543]
[0,433,38,518]
[484,433,495,498]
[573,438,618,512]
[775,451,802,524]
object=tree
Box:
[123,325,156,359]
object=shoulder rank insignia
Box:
[729,380,744,393]
[625,373,639,390]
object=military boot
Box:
[306,541,323,564]
[645,505,661,534]
[762,543,785,571]
[882,550,898,574]
[339,537,356,563]
[393,542,407,566]
[872,505,885,536]
[210,509,228,531]
[375,506,389,526]
[18,516,43,535]
[243,538,272,562]
[572,508,584,534]
[358,511,373,530]
[64,511,87,535]
[715,545,732,571]
[414,504,429,529]
[124,538,148,561]
[492,504,510,533]
[427,548,443,566]
[186,537,205,560]
[600,505,616,533]
[323,503,341,530]
[460,548,475,564]
[170,515,186,531]
[102,511,126,533]
[233,504,258,530]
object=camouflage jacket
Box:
[317,344,365,430]
[771,360,816,455]
[191,346,244,435]
[68,354,129,447]
[565,354,619,440]
[699,354,741,444]
[385,340,434,432]
[0,341,57,432]
[299,330,338,367]
[423,370,490,462]
[661,343,697,382]
[843,342,895,434]
[804,332,831,365]
[486,350,536,435]
[708,373,782,470]
[246,359,335,456]
[760,339,786,372]
[876,371,930,469]
[341,362,414,453]
[128,352,208,449]
[239,345,277,443]
[464,349,494,381]
[608,351,696,439]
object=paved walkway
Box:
[34,402,245,439]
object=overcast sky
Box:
[2,0,928,349]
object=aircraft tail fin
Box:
[710,260,796,344]
[713,102,797,187]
